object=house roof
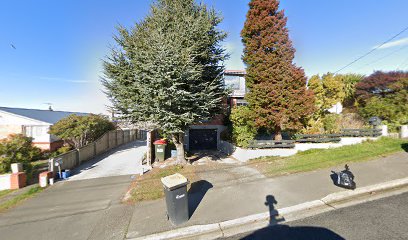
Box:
[225,70,246,75]
[0,107,89,124]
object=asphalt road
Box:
[224,191,408,240]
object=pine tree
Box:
[241,0,315,140]
[103,0,227,164]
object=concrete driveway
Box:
[0,140,147,240]
[0,175,135,240]
[68,140,146,181]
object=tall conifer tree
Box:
[103,0,227,164]
[241,0,315,140]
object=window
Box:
[24,126,33,137]
[23,125,47,137]
[236,99,248,106]
[224,75,241,90]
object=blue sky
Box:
[1,0,407,113]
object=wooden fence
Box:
[248,128,383,149]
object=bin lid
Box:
[161,173,189,190]
[154,139,167,145]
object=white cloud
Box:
[375,37,408,49]
[39,76,91,83]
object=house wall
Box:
[24,125,52,143]
[34,140,63,151]
[0,174,11,191]
[0,110,53,147]
[0,125,22,139]
[327,102,343,114]
[220,137,380,162]
[0,111,35,139]
[0,111,43,125]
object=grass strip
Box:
[128,165,198,203]
[0,189,14,199]
[252,137,408,177]
[0,186,43,212]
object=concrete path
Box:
[69,140,146,181]
[127,151,408,239]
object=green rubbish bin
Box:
[154,139,167,162]
[161,173,189,226]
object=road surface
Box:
[224,191,408,240]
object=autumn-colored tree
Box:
[356,71,408,105]
[241,0,315,140]
[360,77,408,130]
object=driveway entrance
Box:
[68,140,146,181]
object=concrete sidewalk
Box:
[127,151,408,239]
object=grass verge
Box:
[0,186,43,212]
[0,189,14,199]
[127,165,198,203]
[251,137,408,177]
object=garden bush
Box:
[0,134,42,174]
[49,114,115,149]
[322,114,340,133]
[230,106,257,148]
[358,77,408,131]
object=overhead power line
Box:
[356,45,408,71]
[334,25,408,74]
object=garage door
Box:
[189,129,218,150]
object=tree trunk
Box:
[173,132,187,165]
[274,127,283,141]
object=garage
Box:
[188,129,218,150]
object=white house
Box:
[327,102,343,114]
[0,107,88,151]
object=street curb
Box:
[128,223,222,240]
[127,177,408,240]
[321,177,408,204]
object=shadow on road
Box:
[236,195,344,240]
[401,143,408,152]
[264,195,282,225]
[188,180,213,218]
[187,151,229,164]
[240,225,345,240]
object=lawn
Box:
[0,186,43,212]
[251,137,408,177]
[127,165,199,203]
